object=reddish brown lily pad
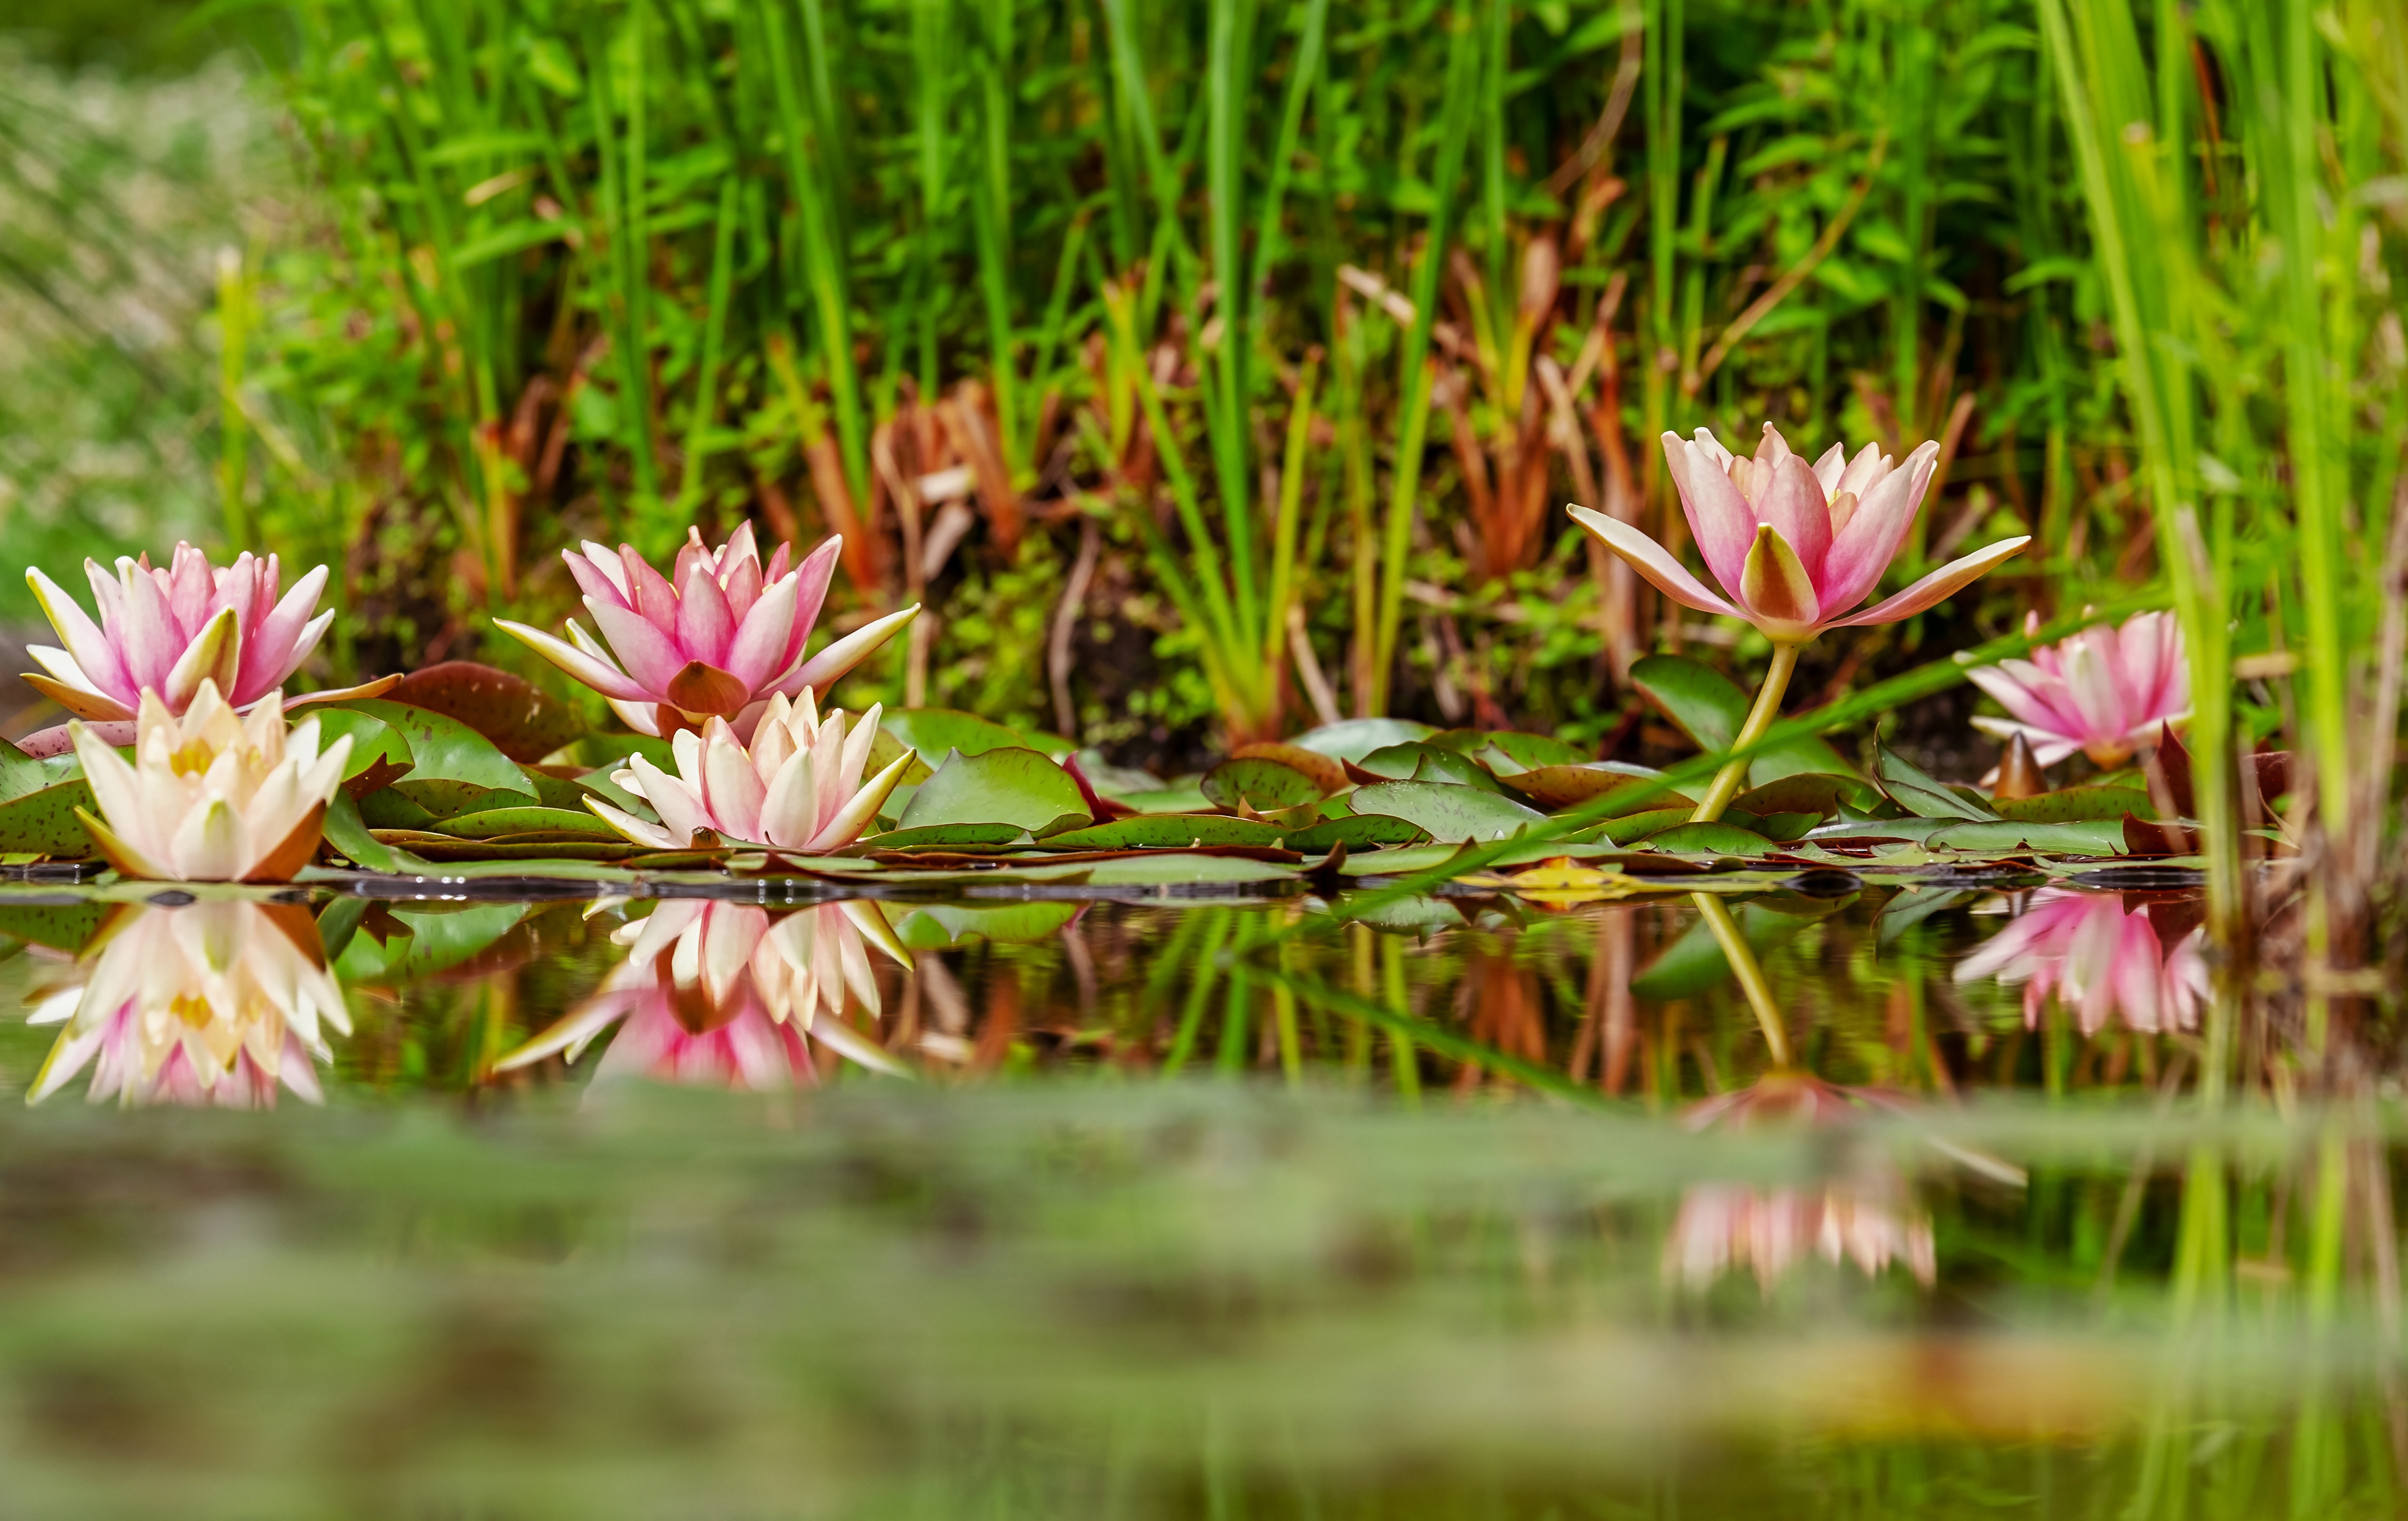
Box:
[390,662,586,763]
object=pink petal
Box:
[1810,442,1848,498]
[589,600,693,696]
[1754,455,1832,587]
[780,605,920,698]
[1755,422,1795,471]
[167,545,216,640]
[621,547,680,629]
[1835,442,1889,500]
[784,538,842,665]
[1968,717,2084,768]
[723,520,760,572]
[1737,525,1820,642]
[1831,536,2029,627]
[723,573,801,691]
[1819,441,1941,613]
[26,567,133,702]
[493,618,653,702]
[1567,506,1741,619]
[241,564,330,701]
[1967,660,2084,737]
[564,547,633,610]
[1661,434,1756,598]
[117,559,181,696]
[675,552,739,668]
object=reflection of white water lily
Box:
[73,682,351,882]
[1953,888,2206,1035]
[494,899,910,1090]
[1665,1181,1937,1292]
[26,902,347,1107]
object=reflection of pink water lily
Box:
[26,902,346,1108]
[494,899,910,1090]
[495,525,916,740]
[1968,611,2189,768]
[1953,888,2206,1034]
[585,691,906,853]
[1572,423,2028,645]
[1665,1181,1937,1293]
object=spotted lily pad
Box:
[1275,814,1430,853]
[860,822,1029,851]
[1506,764,1690,814]
[1992,786,2157,824]
[1286,717,1437,763]
[1042,815,1287,850]
[1640,821,1769,856]
[898,747,1091,836]
[1199,757,1321,812]
[1350,781,1543,843]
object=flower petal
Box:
[1820,441,1940,613]
[1831,536,2029,627]
[588,601,693,696]
[26,568,133,704]
[492,618,652,702]
[1566,507,1740,618]
[721,572,801,692]
[804,748,911,854]
[1753,454,1833,587]
[162,607,243,711]
[243,563,329,700]
[780,604,921,698]
[584,795,681,851]
[1738,525,1821,641]
[1661,433,1755,597]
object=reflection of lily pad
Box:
[1632,903,1809,999]
[899,747,1090,836]
[0,899,111,952]
[1199,757,1321,811]
[1350,781,1542,843]
[893,901,1080,949]
[1043,815,1286,850]
[0,776,99,857]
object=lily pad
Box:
[0,776,99,857]
[1923,819,2127,855]
[1875,745,1996,822]
[1506,763,1690,814]
[1562,806,1693,845]
[1466,731,1587,773]
[860,822,1029,851]
[0,738,84,800]
[898,747,1091,836]
[0,899,111,952]
[1042,815,1286,850]
[437,806,624,840]
[308,709,416,796]
[1354,742,1501,794]
[1227,742,1348,796]
[321,791,429,872]
[1641,821,1769,856]
[334,698,536,818]
[1199,757,1321,812]
[1630,654,1858,783]
[1729,774,1852,819]
[1080,853,1297,887]
[1350,780,1544,843]
[1286,716,1437,763]
[1993,786,2157,824]
[1275,814,1430,853]
[388,662,585,762]
[881,710,1048,766]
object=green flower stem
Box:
[1689,641,1801,823]
[1691,891,1791,1068]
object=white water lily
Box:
[494,899,910,1088]
[71,681,352,882]
[26,902,349,1107]
[586,689,909,853]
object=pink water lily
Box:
[1571,424,2029,645]
[1968,611,2189,768]
[20,545,379,756]
[1665,1180,1937,1293]
[494,900,909,1089]
[495,524,917,740]
[1954,888,2206,1035]
[586,690,908,853]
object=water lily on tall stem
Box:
[494,899,909,1090]
[1571,423,2029,820]
[72,682,352,883]
[585,690,908,853]
[26,902,348,1108]
[495,525,916,740]
[1967,611,2189,769]
[19,545,378,756]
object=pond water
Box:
[0,872,2397,1518]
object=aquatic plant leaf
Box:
[1993,786,2156,824]
[1227,743,1347,796]
[1561,806,1693,844]
[1042,815,1286,850]
[893,901,1081,949]
[898,747,1091,836]
[1631,903,1810,999]
[335,698,536,818]
[1285,716,1437,763]
[0,738,82,800]
[1728,774,1851,819]
[1506,764,1691,814]
[863,727,936,789]
[320,790,428,872]
[307,709,415,796]
[881,710,1053,766]
[1641,821,1769,856]
[1468,731,1587,773]
[862,823,1031,851]
[1199,758,1321,811]
[0,899,110,952]
[1923,819,2127,854]
[388,662,585,763]
[436,807,623,840]
[1080,853,1296,886]
[1275,814,1429,853]
[1350,781,1543,842]
[1875,886,1970,946]
[1351,743,1503,793]
[0,776,99,856]
[1747,811,1822,842]
[334,902,532,983]
[374,836,646,863]
[1113,782,1216,814]
[1875,745,1996,821]
[1629,654,1858,783]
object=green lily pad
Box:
[1729,773,1852,819]
[1562,806,1694,844]
[0,738,86,800]
[0,776,99,857]
[322,790,429,872]
[1199,757,1321,811]
[1467,731,1588,773]
[1641,821,1769,856]
[1923,819,2127,855]
[1630,654,1858,784]
[898,747,1091,836]
[334,698,536,818]
[437,806,624,840]
[1275,814,1430,853]
[388,661,585,763]
[1875,745,1996,822]
[881,709,1050,766]
[1115,782,1216,814]
[1042,815,1286,850]
[1080,853,1297,887]
[1993,786,2157,824]
[859,822,1030,851]
[1355,742,1501,794]
[1286,717,1437,763]
[307,708,415,794]
[334,902,532,983]
[1350,781,1544,843]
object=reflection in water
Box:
[1953,887,2207,1033]
[1666,1178,1936,1292]
[25,901,345,1106]
[496,899,911,1088]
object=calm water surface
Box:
[0,873,2396,1518]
